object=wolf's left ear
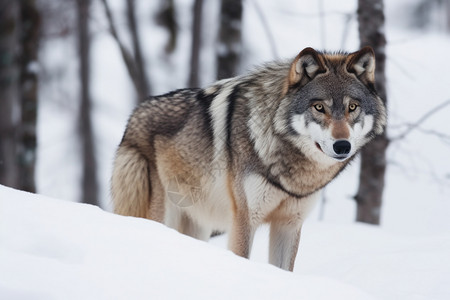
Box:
[346,46,376,85]
[289,47,327,87]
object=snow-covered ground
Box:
[8,0,449,299]
[1,185,449,300]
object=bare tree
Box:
[126,0,150,102]
[0,1,41,192]
[18,0,41,193]
[447,0,450,32]
[156,0,177,54]
[217,0,243,80]
[77,0,98,206]
[354,0,389,224]
[101,0,149,103]
[249,0,278,59]
[189,0,203,88]
[0,1,20,189]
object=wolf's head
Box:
[282,47,387,163]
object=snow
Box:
[10,0,450,299]
[1,185,379,300]
[2,185,449,299]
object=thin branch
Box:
[340,13,354,49]
[279,9,356,19]
[391,99,450,141]
[387,56,416,81]
[415,127,450,145]
[391,125,450,145]
[389,144,449,187]
[126,0,150,101]
[318,0,326,49]
[100,0,140,96]
[250,0,279,59]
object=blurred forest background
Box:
[1,0,449,227]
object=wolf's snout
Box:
[333,140,351,155]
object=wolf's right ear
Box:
[288,47,327,87]
[346,46,376,86]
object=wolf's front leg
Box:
[268,192,320,271]
[227,173,256,258]
[269,221,302,271]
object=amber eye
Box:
[349,103,358,112]
[314,104,325,113]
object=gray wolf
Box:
[111,47,386,271]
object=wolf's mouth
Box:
[332,155,350,161]
[315,142,323,153]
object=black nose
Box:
[333,140,351,155]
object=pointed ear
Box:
[346,46,376,85]
[288,47,327,87]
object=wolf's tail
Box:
[111,145,150,218]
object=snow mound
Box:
[2,185,449,299]
[0,185,375,300]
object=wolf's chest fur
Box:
[153,124,347,232]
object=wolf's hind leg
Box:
[179,213,211,241]
[147,164,165,223]
[111,145,165,223]
[111,146,150,218]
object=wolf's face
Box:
[286,47,386,163]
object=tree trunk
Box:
[77,0,98,206]
[217,0,243,80]
[0,1,20,189]
[446,0,450,33]
[18,0,40,193]
[126,0,150,102]
[101,0,145,102]
[354,0,389,225]
[188,0,203,88]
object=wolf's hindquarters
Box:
[111,146,150,218]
